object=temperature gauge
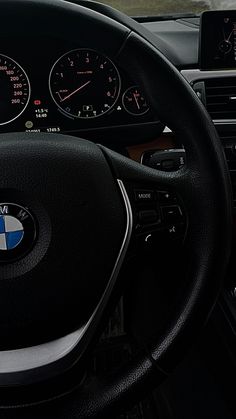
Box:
[122,86,149,116]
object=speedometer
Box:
[0,54,30,125]
[49,49,121,119]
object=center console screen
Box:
[200,11,236,70]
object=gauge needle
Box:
[133,93,140,110]
[226,29,234,42]
[223,26,234,42]
[60,80,91,102]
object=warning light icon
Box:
[34,100,42,106]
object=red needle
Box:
[60,80,91,102]
[133,92,140,110]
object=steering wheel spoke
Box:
[102,146,188,247]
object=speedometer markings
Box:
[49,48,121,119]
[0,54,30,125]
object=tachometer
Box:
[49,49,121,119]
[0,54,30,125]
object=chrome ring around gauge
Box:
[49,48,121,119]
[0,54,30,125]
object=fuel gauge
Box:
[122,86,149,116]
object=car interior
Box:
[0,0,235,418]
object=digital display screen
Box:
[200,11,236,70]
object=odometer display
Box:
[49,49,121,119]
[0,54,30,125]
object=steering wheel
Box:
[0,0,232,417]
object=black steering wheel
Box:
[0,0,232,417]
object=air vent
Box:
[204,77,236,120]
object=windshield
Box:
[97,0,236,17]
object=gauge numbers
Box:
[49,49,121,119]
[0,54,30,125]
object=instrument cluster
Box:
[0,38,157,140]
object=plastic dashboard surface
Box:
[141,17,200,68]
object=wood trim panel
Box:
[126,134,176,162]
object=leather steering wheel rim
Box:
[0,0,232,417]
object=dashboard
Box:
[2,7,236,152]
[0,37,159,144]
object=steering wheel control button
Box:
[135,189,155,202]
[138,209,159,225]
[158,190,177,204]
[167,224,185,240]
[134,185,185,245]
[162,205,183,224]
[0,203,36,263]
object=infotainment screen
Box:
[200,11,236,70]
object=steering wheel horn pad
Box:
[0,133,127,353]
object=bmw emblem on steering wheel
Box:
[0,203,36,262]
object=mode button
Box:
[135,190,155,202]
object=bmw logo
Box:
[0,204,36,262]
